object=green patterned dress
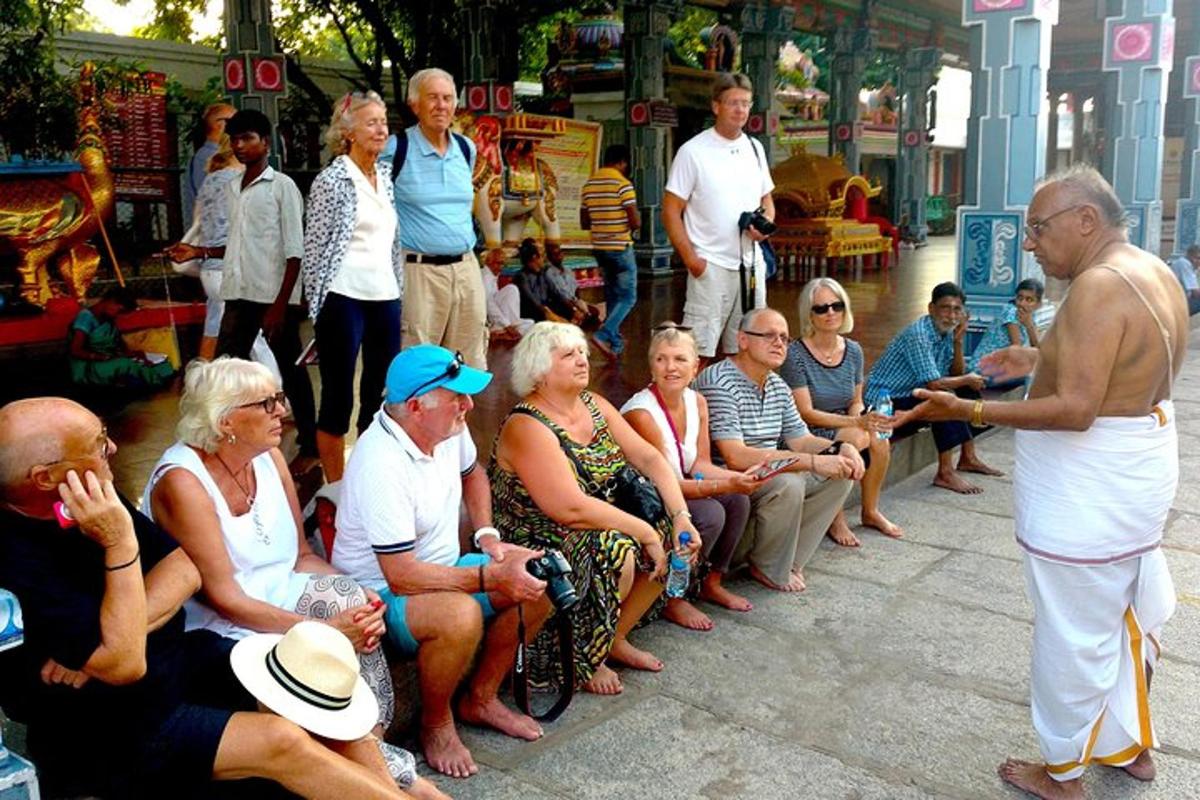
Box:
[488,392,672,689]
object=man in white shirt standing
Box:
[663,72,777,359]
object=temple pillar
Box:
[736,0,795,163]
[1045,89,1059,172]
[957,0,1057,326]
[222,0,287,165]
[829,24,875,172]
[462,0,499,84]
[624,0,681,273]
[1100,0,1174,252]
[1172,48,1200,255]
[896,47,941,245]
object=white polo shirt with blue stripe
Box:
[392,124,477,256]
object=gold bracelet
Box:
[970,399,985,428]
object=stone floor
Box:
[421,319,1200,800]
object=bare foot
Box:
[827,518,861,547]
[933,471,983,495]
[958,458,1004,476]
[861,510,904,538]
[700,573,753,611]
[581,663,623,695]
[749,563,805,592]
[457,695,543,741]
[608,637,663,671]
[997,759,1084,800]
[662,598,714,631]
[420,721,478,779]
[1121,748,1156,782]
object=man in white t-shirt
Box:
[663,72,777,358]
[332,344,551,780]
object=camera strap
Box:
[513,605,575,722]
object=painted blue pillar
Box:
[1174,53,1200,255]
[1100,0,1174,252]
[957,0,1057,326]
[829,24,874,172]
[897,47,941,245]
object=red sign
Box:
[251,57,286,92]
[834,122,853,142]
[903,129,922,147]
[224,56,246,92]
[492,84,513,112]
[628,101,650,127]
[465,84,490,112]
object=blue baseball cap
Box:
[384,345,492,403]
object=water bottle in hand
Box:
[875,392,893,440]
[665,532,692,598]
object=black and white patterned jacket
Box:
[301,154,404,319]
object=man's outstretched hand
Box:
[908,388,964,422]
[979,346,1039,383]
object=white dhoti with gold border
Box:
[1014,401,1178,782]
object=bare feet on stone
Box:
[1121,749,1156,782]
[457,695,543,741]
[958,457,1004,476]
[827,517,861,547]
[700,573,753,611]
[420,721,478,779]
[750,564,806,592]
[662,598,713,631]
[608,637,663,671]
[933,471,983,495]
[861,510,904,538]
[580,663,623,695]
[997,759,1083,799]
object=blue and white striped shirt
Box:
[865,316,954,404]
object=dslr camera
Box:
[738,206,777,237]
[525,549,579,611]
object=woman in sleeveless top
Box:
[620,323,760,631]
[143,358,439,796]
[489,322,700,696]
[780,279,901,546]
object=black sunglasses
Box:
[811,301,846,315]
[651,322,693,333]
[407,352,465,401]
[238,391,288,414]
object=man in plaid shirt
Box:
[865,282,1001,493]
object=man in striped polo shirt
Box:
[580,144,640,359]
[695,308,861,592]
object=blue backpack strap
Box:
[391,131,473,183]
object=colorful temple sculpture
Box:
[0,64,114,307]
[769,146,897,278]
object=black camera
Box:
[526,549,579,611]
[738,206,777,237]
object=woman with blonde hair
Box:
[302,91,404,482]
[780,278,901,546]
[621,323,760,630]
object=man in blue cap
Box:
[332,344,551,779]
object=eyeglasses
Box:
[238,391,288,414]
[743,331,791,344]
[720,99,753,109]
[407,351,465,401]
[652,322,693,333]
[1024,205,1083,240]
[43,426,110,470]
[811,301,846,315]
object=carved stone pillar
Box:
[1172,44,1200,254]
[828,24,874,172]
[222,0,287,164]
[736,0,795,163]
[897,47,941,245]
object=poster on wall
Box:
[101,71,173,201]
[533,117,602,249]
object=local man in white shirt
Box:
[332,344,551,780]
[663,72,776,359]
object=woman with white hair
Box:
[780,278,900,546]
[488,322,700,696]
[143,358,446,799]
[302,90,404,483]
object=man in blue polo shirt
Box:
[865,281,1001,494]
[393,68,488,368]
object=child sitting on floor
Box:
[69,287,175,390]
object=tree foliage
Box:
[0,0,83,158]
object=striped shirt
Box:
[580,167,637,251]
[393,124,477,255]
[865,315,954,404]
[779,338,865,439]
[696,359,808,462]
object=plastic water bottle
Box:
[875,392,894,440]
[0,588,22,654]
[665,532,692,598]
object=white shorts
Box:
[681,262,766,357]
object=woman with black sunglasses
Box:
[780,278,901,546]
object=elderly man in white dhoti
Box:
[909,164,1187,800]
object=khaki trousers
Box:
[402,252,488,368]
[733,472,852,586]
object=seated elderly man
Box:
[865,281,1001,494]
[0,398,417,800]
[695,308,862,593]
[332,345,551,779]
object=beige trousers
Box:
[401,252,488,368]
